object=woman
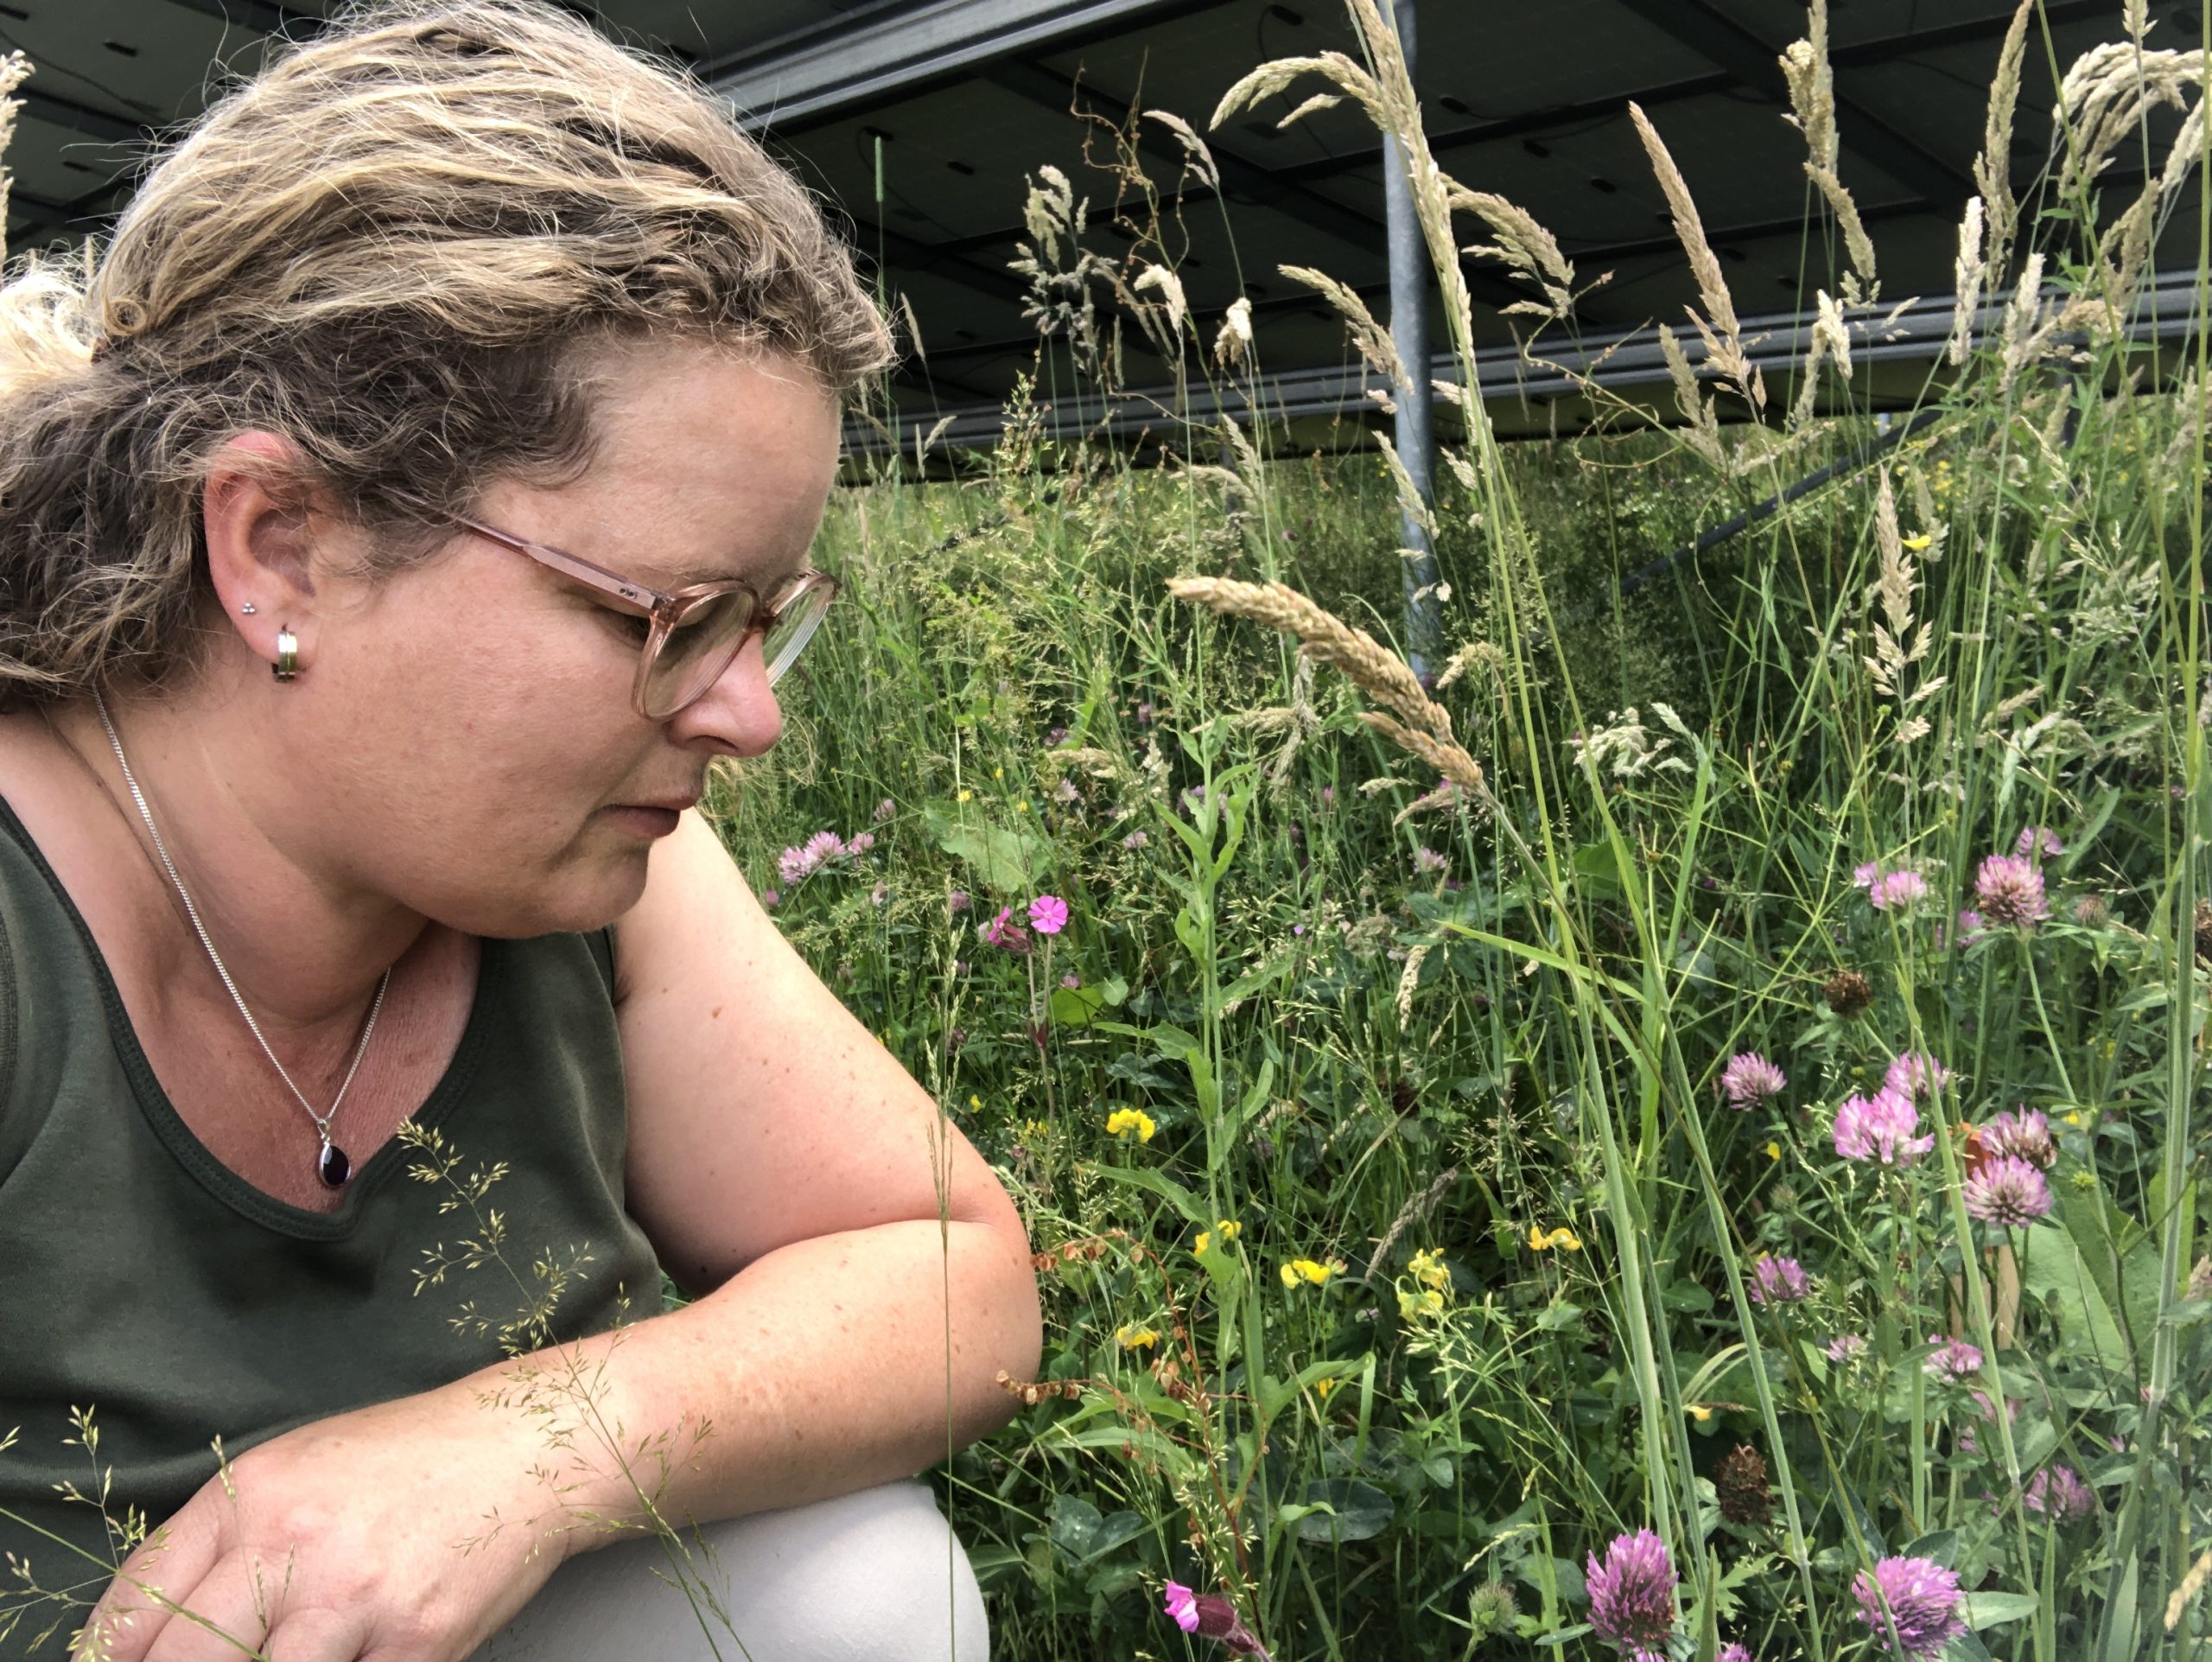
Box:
[0,3,1042,1659]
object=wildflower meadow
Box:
[714,3,2212,1658]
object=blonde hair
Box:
[0,0,893,703]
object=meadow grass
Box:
[722,3,2212,1657]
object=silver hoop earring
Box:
[273,627,299,682]
[240,602,257,615]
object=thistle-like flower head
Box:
[1586,1529,1678,1661]
[1851,1556,1966,1657]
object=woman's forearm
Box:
[448,1216,1044,1557]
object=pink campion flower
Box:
[1852,1556,1966,1658]
[1883,1051,1953,1104]
[2016,825,2063,861]
[1027,894,1070,935]
[1868,869,1930,910]
[979,907,1031,954]
[1923,1336,1983,1380]
[1963,1155,2052,1226]
[1161,1582,1271,1659]
[1586,1529,1679,1662]
[1980,1108,2056,1169]
[1974,853,2050,927]
[1825,1333,1868,1364]
[1719,1052,1787,1110]
[1834,1088,1934,1165]
[1750,1255,1811,1304]
[2024,1464,2098,1522]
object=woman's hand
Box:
[79,1379,586,1662]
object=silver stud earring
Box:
[240,602,257,615]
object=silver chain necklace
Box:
[92,689,389,1190]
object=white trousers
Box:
[468,1480,989,1662]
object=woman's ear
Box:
[201,432,336,665]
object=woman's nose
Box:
[668,631,783,757]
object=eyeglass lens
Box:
[641,580,832,719]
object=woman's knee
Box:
[474,1478,990,1662]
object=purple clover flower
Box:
[1883,1050,1953,1104]
[1585,1529,1678,1662]
[2016,825,2063,861]
[1923,1336,1983,1380]
[1869,869,1930,910]
[1980,1108,2056,1169]
[1834,1087,1934,1165]
[1974,852,2050,927]
[1963,1154,2053,1226]
[1851,1556,1966,1658]
[1825,1333,1868,1364]
[1750,1255,1812,1305]
[2024,1464,2098,1522]
[1718,1646,1758,1662]
[1953,907,1987,946]
[1719,1052,1787,1110]
[1412,846,1447,876]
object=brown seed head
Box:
[1715,1442,1774,1525]
[1824,969,1874,1017]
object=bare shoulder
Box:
[612,811,1028,1298]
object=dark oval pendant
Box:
[317,1142,351,1188]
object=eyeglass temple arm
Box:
[451,516,676,615]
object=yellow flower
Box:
[1314,1376,1341,1400]
[1278,1257,1339,1288]
[969,1095,982,1111]
[1215,1219,1242,1243]
[1398,1287,1446,1321]
[1015,800,1029,813]
[992,767,1004,780]
[1194,1231,1212,1256]
[1020,1118,1049,1138]
[1686,1403,1715,1423]
[1105,1107,1156,1143]
[956,788,973,802]
[1766,1141,1783,1162]
[1408,1246,1452,1291]
[1902,534,1932,552]
[1526,1224,1581,1252]
[1115,1323,1160,1350]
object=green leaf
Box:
[1084,1162,1207,1228]
[925,807,1051,895]
[1292,1478,1394,1543]
[1960,1591,2038,1631]
[1047,1495,1147,1566]
[1049,984,1108,1027]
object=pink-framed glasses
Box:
[448,515,838,721]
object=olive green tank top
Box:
[0,793,661,1656]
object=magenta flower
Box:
[760,887,780,910]
[1412,846,1447,876]
[1953,907,1987,946]
[1974,852,2050,927]
[1964,1154,2052,1226]
[1868,869,1930,910]
[947,888,972,915]
[1719,1052,1787,1109]
[1834,1087,1933,1165]
[2015,825,2063,861]
[1825,1333,1868,1364]
[2024,1464,2098,1522]
[1980,1108,2056,1169]
[1853,861,1884,889]
[1586,1529,1678,1661]
[1883,1051,1953,1104]
[1852,1556,1966,1657]
[1160,1581,1270,1658]
[777,844,817,886]
[1923,1335,1983,1380]
[1028,894,1070,935]
[1718,1646,1757,1662]
[979,907,1032,954]
[1750,1255,1811,1305]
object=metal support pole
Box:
[1382,0,1440,680]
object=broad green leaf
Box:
[1084,1162,1207,1228]
[925,807,1051,895]
[1293,1478,1394,1543]
[1961,1591,2038,1630]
